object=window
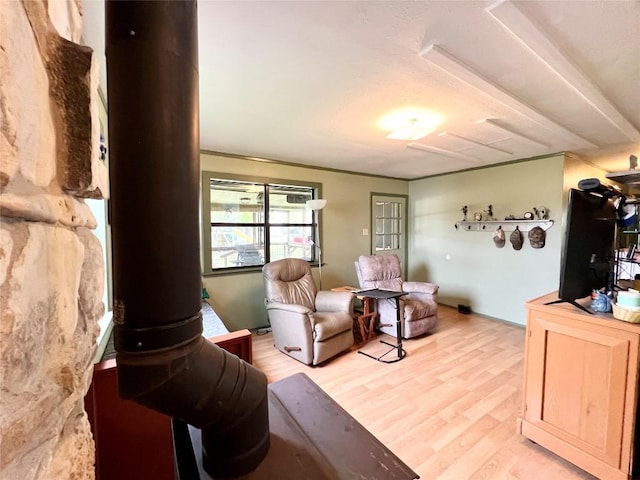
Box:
[369,194,407,275]
[202,173,322,274]
[374,199,403,251]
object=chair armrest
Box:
[315,291,354,313]
[266,302,313,315]
[402,281,438,295]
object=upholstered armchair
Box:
[262,258,355,365]
[355,254,438,339]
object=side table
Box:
[331,286,377,344]
[354,289,406,363]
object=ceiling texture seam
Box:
[407,143,481,164]
[419,44,599,149]
[476,119,549,149]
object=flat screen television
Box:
[547,188,617,313]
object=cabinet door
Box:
[524,312,638,469]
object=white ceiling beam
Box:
[488,0,640,143]
[438,131,514,155]
[420,44,598,149]
[407,142,481,163]
[476,118,549,148]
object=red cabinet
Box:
[85,330,253,480]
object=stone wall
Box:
[0,1,107,478]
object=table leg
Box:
[357,315,367,343]
[394,297,403,357]
[363,298,374,341]
[353,298,377,344]
[358,296,406,363]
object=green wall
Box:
[408,155,565,325]
[200,152,408,330]
[408,153,608,326]
[201,151,609,330]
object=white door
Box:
[371,195,408,272]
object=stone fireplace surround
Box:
[1,1,107,478]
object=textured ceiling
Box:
[82,0,640,180]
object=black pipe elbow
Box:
[116,333,270,477]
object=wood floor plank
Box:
[251,305,598,479]
[416,414,501,477]
[436,411,519,480]
[462,383,519,423]
[470,436,521,480]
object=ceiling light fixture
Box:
[386,118,434,141]
[379,108,443,141]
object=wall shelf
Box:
[455,220,554,232]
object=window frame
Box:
[201,171,323,275]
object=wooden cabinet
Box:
[519,293,640,479]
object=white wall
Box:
[408,155,566,325]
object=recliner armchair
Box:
[262,258,355,365]
[355,254,438,339]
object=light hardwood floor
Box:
[252,305,598,480]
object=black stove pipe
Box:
[105,2,269,477]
